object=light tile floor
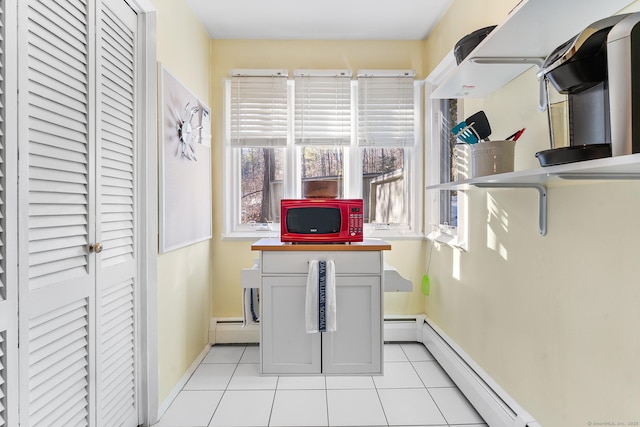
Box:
[154,343,487,427]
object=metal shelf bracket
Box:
[474,183,547,236]
[469,57,548,111]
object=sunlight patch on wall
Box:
[452,247,461,281]
[486,193,509,261]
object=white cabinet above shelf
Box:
[431,0,635,99]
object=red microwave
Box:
[280,199,364,243]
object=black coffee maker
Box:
[536,13,640,166]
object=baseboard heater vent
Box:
[209,318,259,344]
[210,315,423,345]
[421,318,540,427]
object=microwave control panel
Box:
[349,206,364,237]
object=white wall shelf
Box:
[426,154,640,235]
[431,0,635,99]
[426,153,640,190]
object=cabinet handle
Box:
[89,242,103,253]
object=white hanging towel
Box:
[305,259,336,333]
[242,288,260,327]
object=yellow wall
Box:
[209,40,431,319]
[150,0,213,404]
[425,1,640,425]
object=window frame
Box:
[222,72,424,240]
[424,54,468,249]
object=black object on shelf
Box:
[535,144,612,167]
[454,26,497,65]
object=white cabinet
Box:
[322,275,381,374]
[255,241,387,375]
[261,276,322,374]
[432,0,634,99]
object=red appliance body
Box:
[280,199,364,243]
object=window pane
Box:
[240,147,284,224]
[299,146,344,197]
[362,148,406,225]
[439,99,458,228]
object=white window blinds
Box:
[294,71,351,145]
[230,72,288,147]
[358,71,416,147]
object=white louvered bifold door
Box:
[18,0,96,425]
[95,1,138,426]
[0,0,18,425]
[17,0,140,426]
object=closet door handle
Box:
[89,242,104,254]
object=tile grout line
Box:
[266,373,280,427]
[207,344,246,427]
[324,376,330,427]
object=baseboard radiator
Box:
[421,317,540,427]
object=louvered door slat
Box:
[102,156,132,174]
[30,180,87,196]
[101,166,132,181]
[102,136,133,155]
[30,142,88,164]
[102,145,133,165]
[101,228,132,242]
[102,184,133,197]
[29,203,87,217]
[28,224,86,242]
[29,246,87,267]
[30,168,88,185]
[101,212,132,224]
[29,235,87,253]
[30,127,88,150]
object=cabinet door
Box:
[261,276,321,374]
[322,275,382,375]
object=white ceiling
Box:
[186,0,453,40]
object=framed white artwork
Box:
[158,64,212,252]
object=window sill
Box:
[222,230,281,241]
[427,230,467,251]
[222,229,425,241]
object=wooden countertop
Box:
[251,238,391,251]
